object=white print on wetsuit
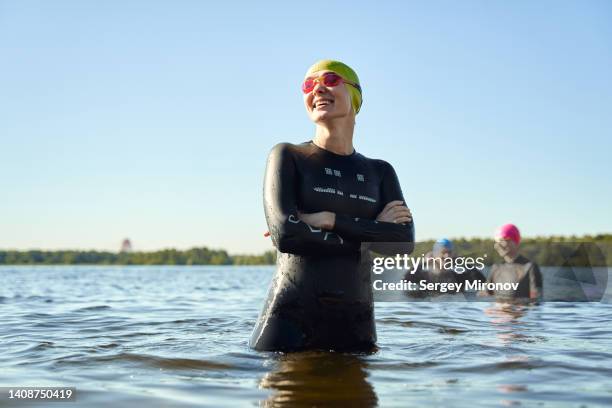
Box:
[324,167,342,177]
[318,167,376,203]
[323,167,365,182]
[313,187,377,203]
[348,193,377,203]
[313,186,344,196]
[287,214,344,243]
[313,186,376,203]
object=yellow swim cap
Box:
[305,59,362,114]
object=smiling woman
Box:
[303,71,362,113]
[249,60,415,352]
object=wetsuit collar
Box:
[308,140,357,158]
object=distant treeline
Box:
[1,234,611,266]
[0,247,276,266]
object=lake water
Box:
[1,266,611,407]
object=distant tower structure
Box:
[120,238,133,253]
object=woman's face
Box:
[494,238,519,259]
[303,70,353,123]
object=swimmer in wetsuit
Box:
[405,238,487,299]
[250,60,415,352]
[480,223,543,302]
[404,239,460,298]
[429,238,486,291]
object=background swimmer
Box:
[479,224,543,302]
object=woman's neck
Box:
[312,119,355,156]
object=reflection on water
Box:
[485,303,529,345]
[0,266,611,407]
[259,352,377,407]
[484,303,547,347]
[484,304,533,407]
[497,383,530,407]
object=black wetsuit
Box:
[486,255,543,300]
[250,141,414,352]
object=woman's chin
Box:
[314,111,329,119]
[310,110,344,123]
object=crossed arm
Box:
[264,143,415,256]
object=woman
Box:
[481,224,543,302]
[250,60,414,352]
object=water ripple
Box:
[1,265,611,407]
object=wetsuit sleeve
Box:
[264,143,360,256]
[331,161,415,254]
[485,265,497,295]
[529,263,543,299]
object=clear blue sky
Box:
[1,1,611,254]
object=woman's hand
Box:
[297,211,336,230]
[376,200,412,224]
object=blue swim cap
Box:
[433,238,453,254]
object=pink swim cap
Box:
[495,223,521,245]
